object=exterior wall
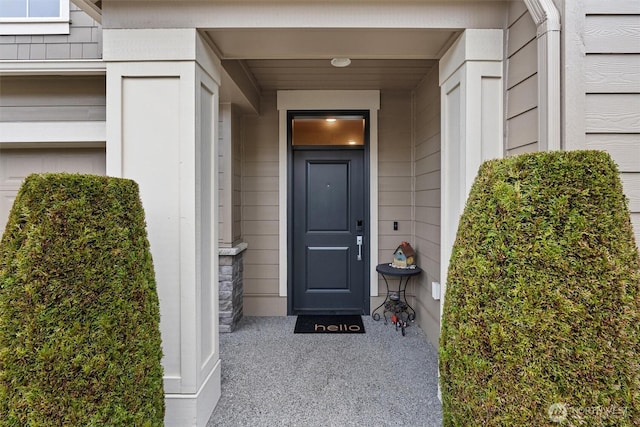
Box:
[0,75,105,122]
[376,91,414,308]
[0,73,106,234]
[0,147,106,230]
[579,1,640,244]
[218,103,243,248]
[241,92,283,315]
[411,67,441,344]
[218,103,245,332]
[0,4,102,60]
[232,106,243,245]
[505,2,539,156]
[241,90,413,316]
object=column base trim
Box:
[164,358,221,427]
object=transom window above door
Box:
[292,115,365,146]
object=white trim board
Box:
[0,60,105,76]
[0,121,105,145]
[276,90,381,299]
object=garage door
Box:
[0,147,106,232]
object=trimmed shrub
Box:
[0,173,164,426]
[439,151,640,426]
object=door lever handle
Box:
[356,236,363,261]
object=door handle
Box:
[356,236,363,261]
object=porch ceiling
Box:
[236,59,438,91]
[207,28,455,109]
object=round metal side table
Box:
[372,263,422,336]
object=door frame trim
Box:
[287,112,370,315]
[277,90,380,308]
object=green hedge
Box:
[0,174,164,426]
[439,151,640,426]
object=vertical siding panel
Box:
[585,0,640,13]
[411,67,442,344]
[584,16,640,54]
[506,40,537,90]
[218,103,243,248]
[621,173,640,213]
[505,9,539,156]
[506,107,538,153]
[378,91,414,296]
[585,54,640,93]
[241,92,281,312]
[507,12,537,57]
[232,106,243,245]
[218,104,229,247]
[582,6,640,244]
[507,74,537,119]
[585,94,640,133]
[631,214,640,246]
[585,134,640,173]
[507,1,529,27]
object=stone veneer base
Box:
[219,242,247,333]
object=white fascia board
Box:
[103,28,198,62]
[104,2,507,30]
[0,121,106,144]
[0,60,105,76]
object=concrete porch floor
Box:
[207,316,443,426]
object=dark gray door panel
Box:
[292,150,365,313]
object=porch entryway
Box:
[208,316,442,426]
[101,1,511,420]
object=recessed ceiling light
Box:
[326,118,337,122]
[331,58,351,68]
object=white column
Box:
[438,29,504,322]
[104,28,221,427]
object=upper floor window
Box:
[1,0,61,18]
[0,0,69,35]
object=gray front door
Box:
[292,149,366,314]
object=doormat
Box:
[294,315,365,334]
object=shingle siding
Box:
[0,4,101,60]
